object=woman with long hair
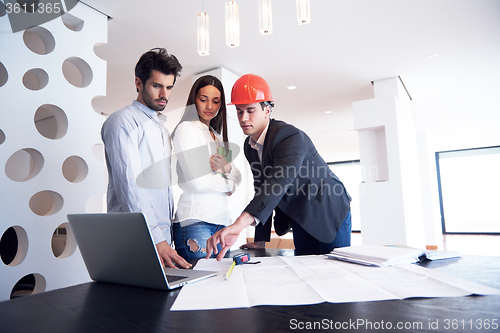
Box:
[171,75,241,260]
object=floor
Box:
[351,232,500,257]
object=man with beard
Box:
[101,48,191,269]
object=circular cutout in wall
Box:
[62,12,84,31]
[0,61,7,87]
[0,129,5,145]
[10,273,46,299]
[23,26,55,55]
[0,1,6,17]
[0,226,28,266]
[23,68,49,91]
[62,57,93,88]
[34,104,68,140]
[29,190,64,216]
[91,95,108,115]
[92,143,104,161]
[51,222,77,258]
[5,148,44,182]
[62,155,88,183]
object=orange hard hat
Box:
[229,74,273,105]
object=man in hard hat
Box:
[206,74,352,260]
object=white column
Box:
[353,77,426,248]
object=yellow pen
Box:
[224,260,236,280]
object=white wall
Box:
[0,3,107,301]
[416,114,500,248]
[351,77,500,249]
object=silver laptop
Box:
[67,212,217,290]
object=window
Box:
[328,161,361,232]
[436,146,500,234]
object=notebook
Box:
[325,244,460,267]
[67,212,217,290]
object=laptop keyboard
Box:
[166,275,188,283]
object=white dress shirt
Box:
[248,120,270,225]
[173,120,242,227]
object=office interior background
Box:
[0,0,499,302]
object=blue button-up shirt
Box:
[101,100,174,244]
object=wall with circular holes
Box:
[0,2,107,301]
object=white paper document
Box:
[325,245,461,266]
[170,255,500,311]
[326,245,420,266]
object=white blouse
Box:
[173,120,242,226]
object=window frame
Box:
[435,145,500,235]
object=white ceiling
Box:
[84,0,500,162]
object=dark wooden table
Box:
[0,249,499,333]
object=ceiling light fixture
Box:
[325,111,332,114]
[197,12,209,56]
[225,1,240,48]
[197,1,312,55]
[259,0,273,35]
[296,0,311,25]
[287,85,297,90]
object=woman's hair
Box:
[186,75,229,152]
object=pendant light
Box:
[197,12,209,56]
[259,0,273,35]
[296,0,311,25]
[225,1,240,48]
